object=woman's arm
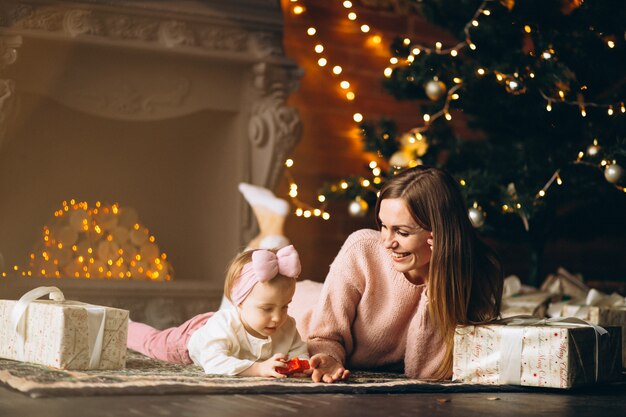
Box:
[306,230,371,379]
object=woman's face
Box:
[378,198,432,282]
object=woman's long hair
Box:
[374,166,503,379]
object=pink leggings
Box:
[127,312,214,363]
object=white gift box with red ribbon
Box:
[452,316,622,388]
[0,286,128,370]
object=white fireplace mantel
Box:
[0,0,302,327]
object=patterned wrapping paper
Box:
[0,299,128,370]
[452,322,622,388]
[561,305,626,369]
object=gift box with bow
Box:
[561,288,626,368]
[0,286,128,370]
[452,316,622,388]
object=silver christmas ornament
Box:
[348,197,369,217]
[424,79,447,101]
[468,206,486,228]
[604,163,624,184]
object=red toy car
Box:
[277,358,310,375]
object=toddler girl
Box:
[127,245,309,377]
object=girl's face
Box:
[378,198,432,283]
[238,278,295,339]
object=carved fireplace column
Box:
[0,34,21,149]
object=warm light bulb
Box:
[407,55,415,62]
[483,9,491,15]
[384,67,393,77]
[343,0,352,8]
[412,47,421,55]
[471,20,479,27]
[322,212,330,220]
[317,58,327,67]
[389,57,398,64]
[469,43,476,50]
[445,113,452,120]
[285,159,294,167]
[353,113,363,122]
[361,25,370,33]
[371,35,382,44]
[340,81,350,89]
[348,12,357,20]
[332,65,343,74]
[318,195,326,203]
[450,50,458,57]
[477,68,486,75]
[403,38,411,46]
[372,167,381,176]
[423,114,431,122]
[314,44,324,53]
[524,25,531,33]
[307,27,316,36]
[340,182,348,189]
[608,106,614,116]
[369,161,377,169]
[346,91,355,100]
[607,40,615,48]
[538,190,546,197]
[293,5,304,15]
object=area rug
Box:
[0,351,575,398]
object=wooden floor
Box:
[2,384,626,417]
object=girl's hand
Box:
[258,353,289,378]
[309,353,350,383]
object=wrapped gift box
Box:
[452,319,622,388]
[561,304,626,368]
[501,291,553,318]
[0,287,128,370]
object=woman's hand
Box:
[309,353,350,383]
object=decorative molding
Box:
[0,1,286,61]
[60,74,192,120]
[0,35,22,70]
[248,62,303,189]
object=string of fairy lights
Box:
[283,0,625,225]
[0,200,173,281]
[283,0,388,220]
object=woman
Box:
[304,166,503,382]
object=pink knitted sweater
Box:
[303,229,446,379]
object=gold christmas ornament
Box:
[424,78,447,101]
[348,197,369,217]
[389,150,413,168]
[400,132,429,156]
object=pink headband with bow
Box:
[230,245,301,306]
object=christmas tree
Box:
[317,0,626,285]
